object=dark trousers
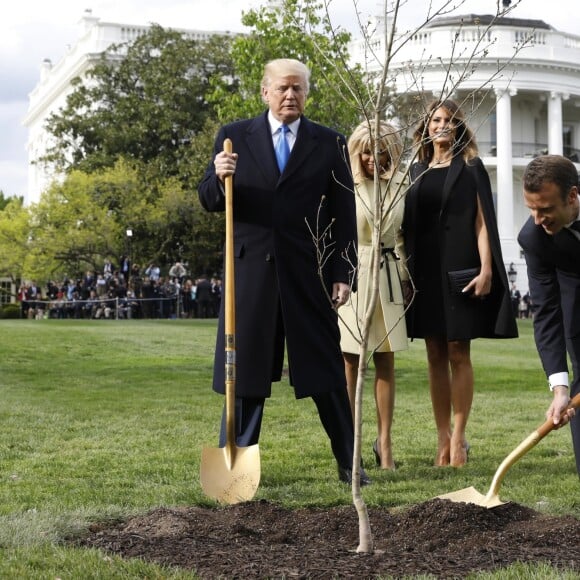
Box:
[571,400,580,476]
[219,388,355,469]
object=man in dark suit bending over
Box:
[198,58,369,485]
[518,154,580,475]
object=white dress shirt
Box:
[268,111,299,153]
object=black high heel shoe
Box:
[372,439,381,466]
[373,439,397,470]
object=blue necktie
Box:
[275,124,290,173]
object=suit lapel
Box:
[245,114,280,185]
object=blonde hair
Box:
[348,121,403,184]
[413,98,478,163]
[261,59,310,94]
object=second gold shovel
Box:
[438,393,580,508]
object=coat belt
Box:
[380,246,400,302]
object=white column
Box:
[494,88,516,252]
[547,92,564,155]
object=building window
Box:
[0,280,13,305]
[563,125,577,161]
[490,110,497,149]
[563,125,572,151]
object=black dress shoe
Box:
[337,465,371,486]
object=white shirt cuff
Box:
[548,372,569,391]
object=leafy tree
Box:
[26,169,125,282]
[0,191,23,211]
[0,197,31,286]
[42,25,235,185]
[24,156,225,283]
[35,26,235,278]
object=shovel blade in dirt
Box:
[200,138,261,504]
[437,486,505,508]
[200,383,261,504]
[201,443,260,504]
[437,393,580,509]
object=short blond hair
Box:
[261,59,310,94]
[348,121,403,184]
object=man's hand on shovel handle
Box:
[214,151,238,183]
[547,386,575,428]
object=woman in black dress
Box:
[403,99,517,467]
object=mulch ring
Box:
[76,498,580,578]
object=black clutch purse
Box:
[447,267,480,295]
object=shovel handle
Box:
[223,138,236,453]
[486,392,580,501]
[224,138,234,337]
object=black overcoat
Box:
[403,156,517,340]
[198,112,357,399]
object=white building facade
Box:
[351,14,580,292]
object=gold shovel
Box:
[200,138,260,504]
[438,393,580,508]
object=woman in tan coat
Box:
[339,121,410,470]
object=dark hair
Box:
[523,155,579,201]
[413,98,478,163]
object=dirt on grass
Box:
[77,498,580,578]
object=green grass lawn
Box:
[0,318,578,578]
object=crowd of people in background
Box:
[17,259,222,321]
[510,283,534,319]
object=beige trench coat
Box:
[339,174,409,354]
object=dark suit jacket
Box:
[403,156,517,340]
[198,112,357,399]
[518,218,580,380]
[518,218,580,473]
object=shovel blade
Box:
[437,486,505,509]
[200,444,260,504]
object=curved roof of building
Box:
[427,14,553,31]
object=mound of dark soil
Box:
[78,499,580,578]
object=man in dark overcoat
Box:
[518,154,580,475]
[198,58,368,485]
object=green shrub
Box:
[0,303,21,319]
